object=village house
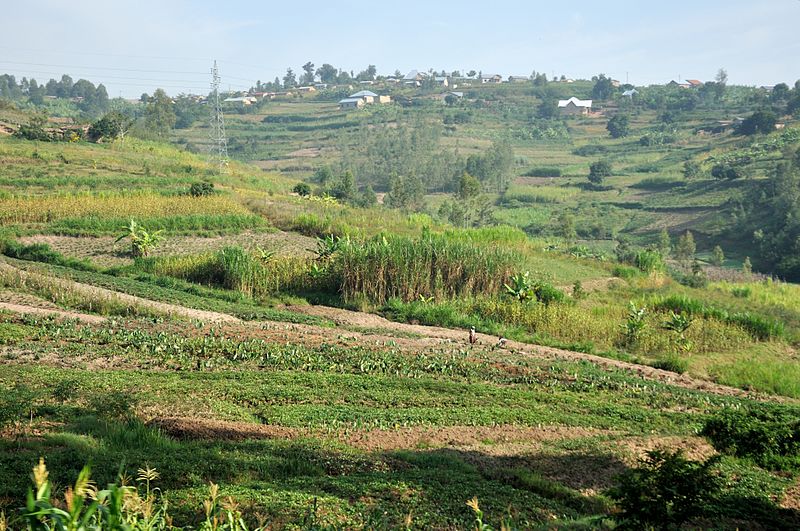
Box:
[557,97,592,115]
[508,76,530,83]
[350,90,378,104]
[223,96,258,105]
[622,89,638,98]
[434,76,450,87]
[338,97,364,110]
[686,79,703,88]
[481,74,503,84]
[403,70,424,87]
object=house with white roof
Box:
[349,90,378,104]
[558,97,593,115]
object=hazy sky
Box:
[1,0,798,97]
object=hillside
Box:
[1,91,800,528]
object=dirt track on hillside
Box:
[0,261,240,323]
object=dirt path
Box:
[0,261,240,323]
[284,304,778,400]
[0,301,106,324]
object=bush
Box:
[702,406,800,470]
[524,167,562,177]
[609,449,721,529]
[573,144,607,157]
[292,182,311,197]
[189,181,215,197]
[651,354,688,374]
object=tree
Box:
[743,256,752,275]
[357,183,377,207]
[715,68,728,86]
[683,160,701,179]
[588,160,612,186]
[467,70,477,78]
[738,110,777,136]
[329,170,356,201]
[301,62,315,85]
[606,114,630,138]
[386,173,424,210]
[592,74,615,100]
[56,74,73,98]
[316,64,338,84]
[771,83,790,103]
[675,230,696,264]
[87,111,132,142]
[711,245,725,266]
[282,68,297,89]
[457,172,482,200]
[144,89,176,138]
[658,228,672,257]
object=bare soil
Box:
[0,301,106,324]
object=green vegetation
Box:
[1,73,800,528]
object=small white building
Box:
[481,74,503,84]
[557,97,593,115]
[338,97,364,110]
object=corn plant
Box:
[116,219,165,257]
[621,302,648,348]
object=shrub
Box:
[651,354,689,374]
[609,449,721,529]
[524,167,562,177]
[573,144,607,157]
[292,182,312,197]
[702,406,800,470]
[189,181,215,196]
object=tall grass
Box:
[334,234,522,304]
[651,294,785,341]
[137,247,312,298]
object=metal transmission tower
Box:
[208,60,229,173]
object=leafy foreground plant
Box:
[116,219,165,258]
[608,449,721,530]
[16,458,257,531]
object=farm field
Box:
[1,79,800,529]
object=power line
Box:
[0,45,210,63]
[0,60,207,75]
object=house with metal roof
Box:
[557,97,593,115]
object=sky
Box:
[1,0,799,97]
